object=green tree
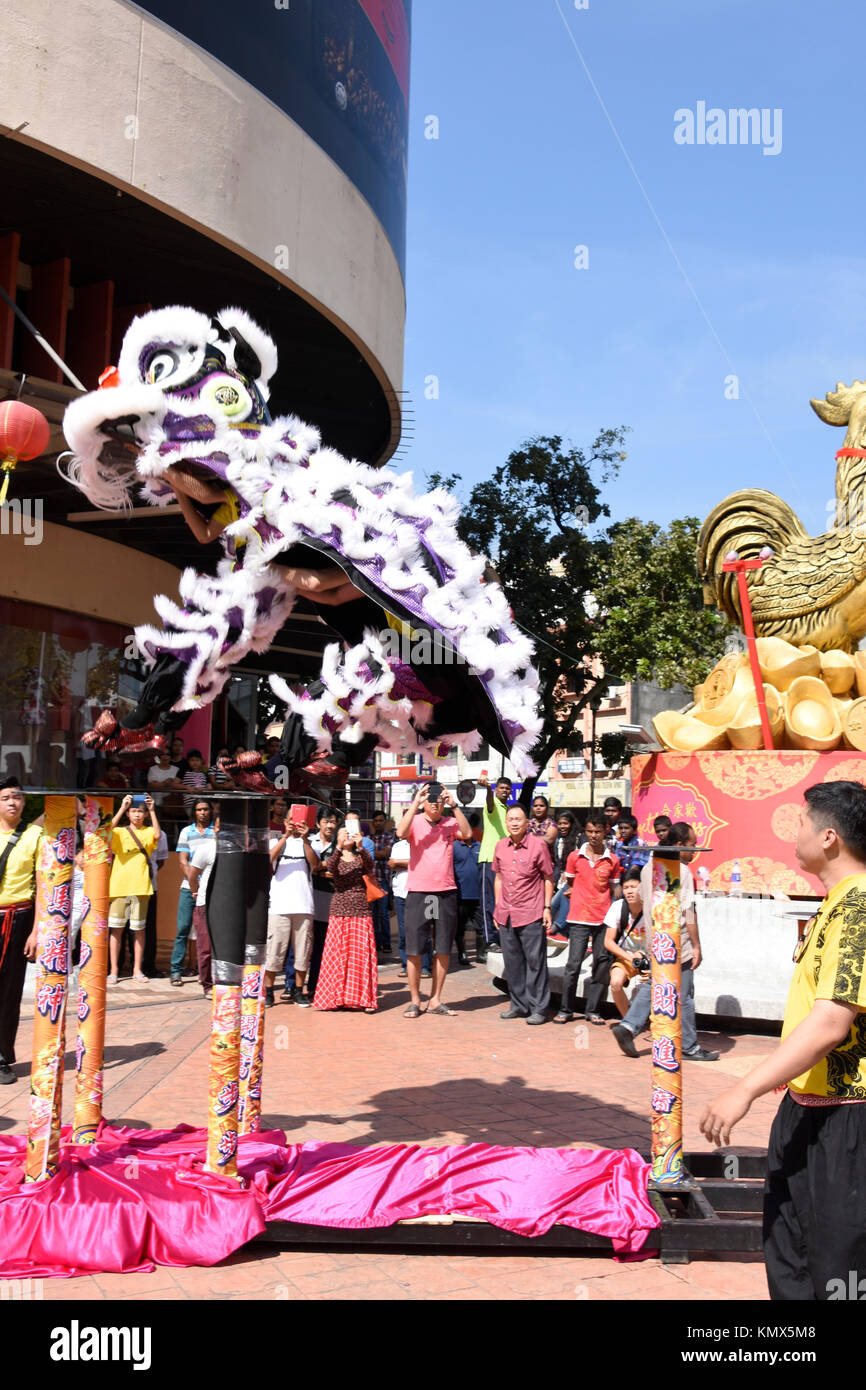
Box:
[591,516,733,690]
[430,430,629,791]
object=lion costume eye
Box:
[141,343,205,388]
[145,350,179,384]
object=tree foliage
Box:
[590,516,733,691]
[430,430,629,784]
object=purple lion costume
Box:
[62,306,542,779]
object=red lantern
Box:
[0,400,51,504]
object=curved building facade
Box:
[0,0,411,785]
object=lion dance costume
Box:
[62,306,542,780]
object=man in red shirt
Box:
[396,782,473,1018]
[493,805,554,1024]
[555,809,622,1025]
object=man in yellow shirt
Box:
[108,794,161,984]
[701,780,866,1300]
[0,779,42,1084]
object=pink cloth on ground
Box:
[0,1125,659,1276]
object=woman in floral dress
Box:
[313,827,378,1012]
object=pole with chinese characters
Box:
[720,547,774,750]
[72,795,113,1143]
[648,846,685,1188]
[25,796,76,1182]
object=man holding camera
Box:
[396,782,473,1018]
[264,812,320,1008]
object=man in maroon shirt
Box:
[492,805,554,1024]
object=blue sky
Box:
[402,0,865,540]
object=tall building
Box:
[0,0,411,781]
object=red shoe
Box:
[299,756,350,790]
[231,768,276,792]
[82,711,159,753]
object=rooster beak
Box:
[98,365,121,390]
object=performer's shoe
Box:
[526,1013,547,1025]
[82,709,161,754]
[219,751,276,792]
[500,1006,528,1020]
[265,987,275,1008]
[611,1023,638,1058]
[293,755,350,792]
[0,1060,16,1085]
[683,1045,720,1061]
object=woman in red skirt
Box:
[313,827,378,1012]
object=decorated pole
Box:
[26,795,76,1183]
[720,548,774,750]
[239,798,270,1136]
[72,796,113,1143]
[648,847,685,1188]
[204,800,249,1179]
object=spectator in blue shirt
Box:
[453,812,485,965]
[616,814,650,874]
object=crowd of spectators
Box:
[0,752,721,1089]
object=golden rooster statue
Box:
[698,378,866,652]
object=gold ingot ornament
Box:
[843,696,866,751]
[728,685,785,750]
[784,676,842,751]
[820,648,856,694]
[755,637,821,691]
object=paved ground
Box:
[0,957,777,1301]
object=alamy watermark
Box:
[0,497,43,545]
[674,103,782,157]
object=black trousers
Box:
[143,894,159,975]
[561,921,610,1015]
[764,1091,866,1300]
[307,919,329,997]
[499,918,550,1017]
[0,905,34,1066]
[456,897,484,954]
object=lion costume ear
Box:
[213,307,279,398]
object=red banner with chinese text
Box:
[631,750,866,895]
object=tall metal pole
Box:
[721,550,774,750]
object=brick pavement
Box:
[0,960,776,1300]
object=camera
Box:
[632,952,651,975]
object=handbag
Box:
[364,874,387,903]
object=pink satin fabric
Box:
[0,1125,659,1276]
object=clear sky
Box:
[402,0,865,541]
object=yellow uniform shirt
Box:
[783,873,866,1099]
[0,823,42,906]
[109,827,156,899]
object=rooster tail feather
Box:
[697,488,808,624]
